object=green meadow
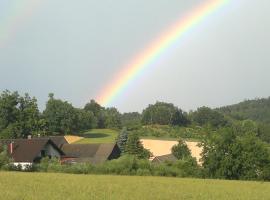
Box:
[0,172,269,200]
[75,129,119,144]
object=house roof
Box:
[38,136,68,148]
[0,138,65,162]
[61,143,120,164]
[152,154,177,163]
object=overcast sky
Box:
[0,0,269,112]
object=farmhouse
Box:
[61,143,121,164]
[0,138,65,169]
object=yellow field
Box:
[141,139,202,164]
[0,172,269,200]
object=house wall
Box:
[44,143,62,158]
[36,143,62,158]
[13,162,32,170]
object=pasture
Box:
[75,129,119,144]
[0,172,269,200]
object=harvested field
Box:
[64,135,83,144]
[141,139,202,163]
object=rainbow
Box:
[96,0,229,106]
[0,0,42,48]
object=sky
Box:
[0,0,269,113]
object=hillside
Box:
[0,172,269,200]
[217,97,270,123]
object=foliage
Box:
[43,93,77,134]
[0,90,42,138]
[217,97,270,123]
[142,102,189,126]
[84,100,122,129]
[103,107,122,129]
[133,125,204,140]
[171,140,192,160]
[0,145,10,169]
[121,112,142,130]
[116,127,128,153]
[191,106,228,128]
[201,127,270,180]
[125,133,151,159]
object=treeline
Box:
[1,90,270,144]
[0,91,122,138]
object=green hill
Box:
[217,97,270,123]
[75,129,119,144]
[0,172,269,200]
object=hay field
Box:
[0,172,269,200]
[141,139,202,163]
[64,135,84,144]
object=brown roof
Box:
[38,136,68,148]
[152,154,177,163]
[0,138,64,162]
[61,143,121,164]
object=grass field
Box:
[75,129,119,144]
[0,172,269,200]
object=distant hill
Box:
[217,97,270,123]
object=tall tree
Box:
[171,139,192,160]
[116,127,128,153]
[142,102,188,126]
[0,91,42,138]
[201,127,270,180]
[191,107,227,128]
[125,133,151,159]
[43,93,77,134]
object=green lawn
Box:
[0,172,269,200]
[75,129,119,144]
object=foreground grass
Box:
[0,172,269,200]
[75,129,118,144]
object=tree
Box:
[74,109,97,131]
[84,100,103,128]
[201,127,270,180]
[0,91,42,138]
[142,102,188,126]
[104,107,122,129]
[116,127,128,153]
[43,94,77,134]
[17,93,41,138]
[0,145,10,169]
[191,107,227,128]
[121,112,142,130]
[125,133,151,159]
[0,91,20,138]
[171,140,192,160]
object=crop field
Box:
[75,129,119,144]
[0,172,269,200]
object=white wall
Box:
[12,162,32,170]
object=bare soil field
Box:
[141,139,202,163]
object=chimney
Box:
[9,142,14,154]
[27,135,32,140]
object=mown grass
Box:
[75,129,119,144]
[0,172,269,200]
